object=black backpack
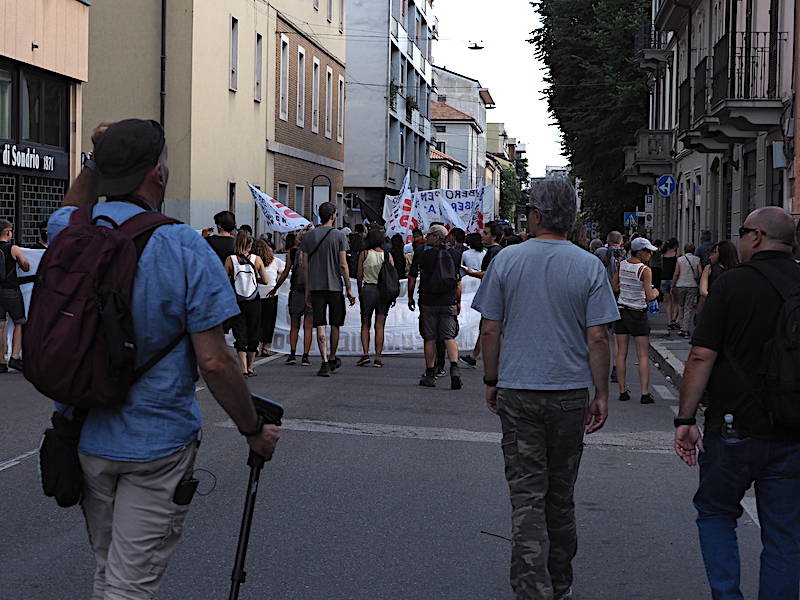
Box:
[0,241,11,283]
[377,250,400,304]
[426,246,458,295]
[738,260,800,429]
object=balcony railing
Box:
[635,129,672,163]
[635,23,670,52]
[712,31,787,104]
[693,57,710,122]
[678,79,691,131]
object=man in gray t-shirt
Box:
[300,202,355,377]
[471,179,618,599]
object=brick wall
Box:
[273,16,344,215]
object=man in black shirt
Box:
[0,219,31,373]
[675,206,800,599]
[204,210,236,264]
[408,225,463,390]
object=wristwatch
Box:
[238,415,264,437]
[483,376,498,387]
[673,417,697,428]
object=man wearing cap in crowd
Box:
[407,224,464,390]
[611,236,661,405]
[46,119,279,599]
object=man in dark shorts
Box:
[301,202,356,377]
[203,210,236,264]
[408,224,463,390]
[0,219,30,373]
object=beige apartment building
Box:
[82,0,345,232]
[0,0,89,245]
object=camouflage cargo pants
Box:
[497,388,589,600]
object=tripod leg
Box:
[228,456,264,600]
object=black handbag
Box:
[39,410,87,508]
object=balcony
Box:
[654,0,688,32]
[708,32,787,135]
[390,18,398,41]
[635,24,672,74]
[678,78,691,132]
[623,129,674,185]
[693,57,709,124]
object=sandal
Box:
[373,359,384,368]
[356,355,371,367]
[247,369,257,377]
[259,348,270,357]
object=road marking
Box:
[741,496,760,527]
[216,419,676,454]
[0,449,38,473]
[654,384,676,401]
[194,352,283,394]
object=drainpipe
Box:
[160,0,167,126]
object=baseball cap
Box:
[425,224,448,239]
[631,237,658,252]
[93,119,166,196]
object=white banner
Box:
[264,275,483,356]
[248,183,311,232]
[384,170,419,240]
[383,185,495,234]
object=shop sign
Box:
[1,143,66,178]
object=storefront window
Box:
[0,68,11,139]
[22,71,65,147]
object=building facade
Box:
[0,0,89,245]
[430,101,481,189]
[344,0,436,218]
[432,66,494,188]
[626,0,795,244]
[430,146,464,189]
[82,0,345,232]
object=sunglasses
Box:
[738,226,763,238]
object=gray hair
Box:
[528,178,577,235]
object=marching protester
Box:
[347,232,365,278]
[672,243,702,338]
[611,237,660,404]
[301,202,356,377]
[253,239,285,357]
[698,240,738,300]
[473,178,617,600]
[407,224,463,390]
[44,119,279,599]
[461,232,485,274]
[389,233,407,280]
[203,210,237,264]
[695,229,713,267]
[660,238,679,328]
[0,219,30,373]
[356,229,396,368]
[447,227,467,255]
[225,231,270,377]
[273,231,314,366]
[675,207,800,600]
[594,231,627,382]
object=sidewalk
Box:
[647,311,690,387]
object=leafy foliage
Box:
[499,166,523,220]
[529,0,650,232]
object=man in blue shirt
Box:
[48,120,280,599]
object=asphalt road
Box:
[1,350,763,600]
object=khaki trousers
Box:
[497,388,589,600]
[79,443,198,600]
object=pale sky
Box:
[431,0,567,177]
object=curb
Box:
[649,339,685,388]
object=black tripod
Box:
[228,395,283,600]
[228,449,266,600]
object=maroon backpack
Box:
[23,208,183,408]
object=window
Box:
[295,186,305,215]
[229,16,239,91]
[254,33,263,102]
[325,66,333,138]
[313,0,319,9]
[400,126,406,164]
[228,181,236,213]
[279,35,289,120]
[22,71,66,147]
[435,141,446,153]
[434,125,446,133]
[312,58,320,133]
[277,182,289,209]
[339,0,344,31]
[327,0,333,22]
[337,75,345,143]
[437,94,446,102]
[296,47,306,127]
[0,68,12,139]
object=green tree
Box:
[500,166,522,220]
[529,0,650,232]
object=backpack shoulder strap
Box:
[307,228,334,260]
[119,212,182,259]
[738,260,800,302]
